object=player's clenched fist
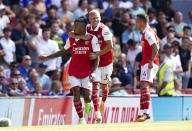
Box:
[89,52,97,60]
[38,55,48,61]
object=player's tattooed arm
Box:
[38,49,68,61]
[150,43,158,62]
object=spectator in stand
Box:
[131,0,145,20]
[0,4,11,38]
[171,11,187,38]
[57,0,73,25]
[11,19,28,63]
[119,0,133,9]
[25,14,36,35]
[47,69,61,90]
[157,51,175,96]
[17,55,32,81]
[18,77,28,95]
[155,11,168,39]
[0,27,16,68]
[112,36,121,63]
[43,5,58,27]
[112,10,130,49]
[50,21,64,50]
[8,78,25,96]
[161,32,175,51]
[26,71,39,91]
[122,18,142,47]
[109,77,128,96]
[72,0,88,21]
[147,8,157,27]
[118,53,135,89]
[179,37,191,89]
[188,10,192,35]
[161,25,177,50]
[4,61,18,79]
[111,62,121,80]
[48,80,64,96]
[27,22,41,68]
[37,63,50,90]
[88,0,103,10]
[164,43,183,90]
[133,51,142,88]
[0,71,9,97]
[9,69,21,82]
[30,81,45,96]
[160,0,176,22]
[27,0,46,16]
[37,27,61,76]
[182,26,192,41]
[126,39,142,68]
[62,22,74,44]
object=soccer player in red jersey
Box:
[38,18,100,124]
[135,14,159,122]
[69,10,113,123]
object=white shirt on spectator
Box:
[126,46,142,67]
[0,15,10,35]
[37,38,61,72]
[0,37,15,63]
[57,9,74,24]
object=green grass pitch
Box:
[1,121,192,131]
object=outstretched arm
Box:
[38,49,68,61]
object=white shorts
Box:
[140,63,159,84]
[69,76,92,92]
[94,63,113,84]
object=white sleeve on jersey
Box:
[91,35,100,52]
[102,25,112,41]
[64,39,71,50]
[145,30,157,46]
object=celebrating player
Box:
[135,14,159,122]
[38,17,100,124]
[69,9,113,122]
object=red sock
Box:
[102,87,109,102]
[73,99,83,118]
[92,86,100,111]
[141,88,151,111]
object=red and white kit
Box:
[87,23,113,84]
[64,35,100,91]
[140,25,159,84]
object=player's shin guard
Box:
[74,99,83,119]
[141,87,151,114]
[92,84,100,111]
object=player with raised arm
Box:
[38,17,100,124]
[135,14,159,122]
[69,9,113,123]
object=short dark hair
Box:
[183,25,191,31]
[74,17,87,26]
[42,26,50,33]
[127,39,136,46]
[137,14,149,24]
[3,26,11,33]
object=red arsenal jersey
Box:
[141,25,159,66]
[86,23,113,67]
[64,36,100,79]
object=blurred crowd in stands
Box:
[0,0,192,97]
